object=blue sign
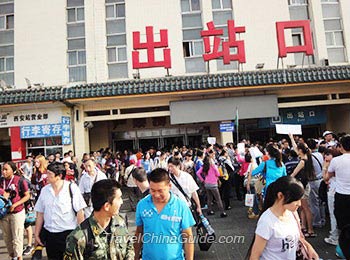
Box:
[258,107,326,128]
[61,116,71,145]
[20,116,72,145]
[220,122,235,132]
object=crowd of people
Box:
[0,130,349,259]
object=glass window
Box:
[0,58,4,72]
[116,4,125,18]
[185,57,206,73]
[327,48,345,63]
[68,38,85,50]
[182,13,202,28]
[325,32,334,45]
[0,45,14,56]
[0,16,5,29]
[324,19,342,31]
[67,8,76,22]
[191,0,200,11]
[0,30,14,45]
[6,15,14,29]
[107,34,126,46]
[334,31,344,46]
[322,4,340,18]
[67,0,84,8]
[78,50,86,64]
[193,41,203,56]
[106,19,126,34]
[213,11,232,26]
[77,7,84,21]
[117,47,127,61]
[67,23,85,38]
[108,47,116,62]
[108,63,128,78]
[69,66,86,82]
[212,0,221,9]
[181,0,190,12]
[223,0,232,9]
[106,5,115,18]
[183,28,202,40]
[68,51,77,65]
[5,57,13,70]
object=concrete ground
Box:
[0,191,342,260]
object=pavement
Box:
[0,190,343,260]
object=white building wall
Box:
[85,0,108,83]
[14,0,67,89]
[125,0,186,78]
[12,0,350,88]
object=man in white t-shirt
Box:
[79,159,107,218]
[167,158,202,216]
[325,134,350,231]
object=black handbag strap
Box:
[311,153,322,169]
[169,173,193,205]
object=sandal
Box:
[304,232,317,238]
[301,228,307,234]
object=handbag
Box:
[293,212,310,260]
[196,219,216,251]
[244,192,254,207]
[254,162,267,195]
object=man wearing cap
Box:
[323,131,337,148]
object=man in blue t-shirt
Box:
[134,168,195,260]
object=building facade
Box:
[0,0,350,161]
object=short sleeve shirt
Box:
[35,180,86,232]
[1,175,28,213]
[170,171,199,206]
[328,154,350,195]
[255,209,299,260]
[135,193,195,260]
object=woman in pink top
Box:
[197,151,227,218]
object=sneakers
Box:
[248,212,259,219]
[23,245,34,256]
[324,237,338,246]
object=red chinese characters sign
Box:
[132,26,171,69]
[131,19,314,69]
[276,20,314,58]
[201,20,246,64]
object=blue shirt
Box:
[252,159,287,190]
[135,192,195,260]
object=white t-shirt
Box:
[256,209,299,260]
[79,168,107,217]
[328,154,350,195]
[34,181,86,233]
[170,170,199,206]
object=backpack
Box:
[0,195,11,219]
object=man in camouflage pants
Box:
[64,179,134,260]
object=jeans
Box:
[308,179,323,226]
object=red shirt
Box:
[0,175,28,213]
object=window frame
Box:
[288,0,308,6]
[106,45,128,64]
[67,49,86,67]
[211,0,233,11]
[0,56,14,73]
[67,6,85,24]
[105,2,125,20]
[0,14,14,31]
[183,40,203,58]
[181,0,201,14]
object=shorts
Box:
[302,183,310,199]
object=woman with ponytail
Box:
[289,133,317,238]
[252,144,287,196]
[248,176,319,260]
[197,150,227,217]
